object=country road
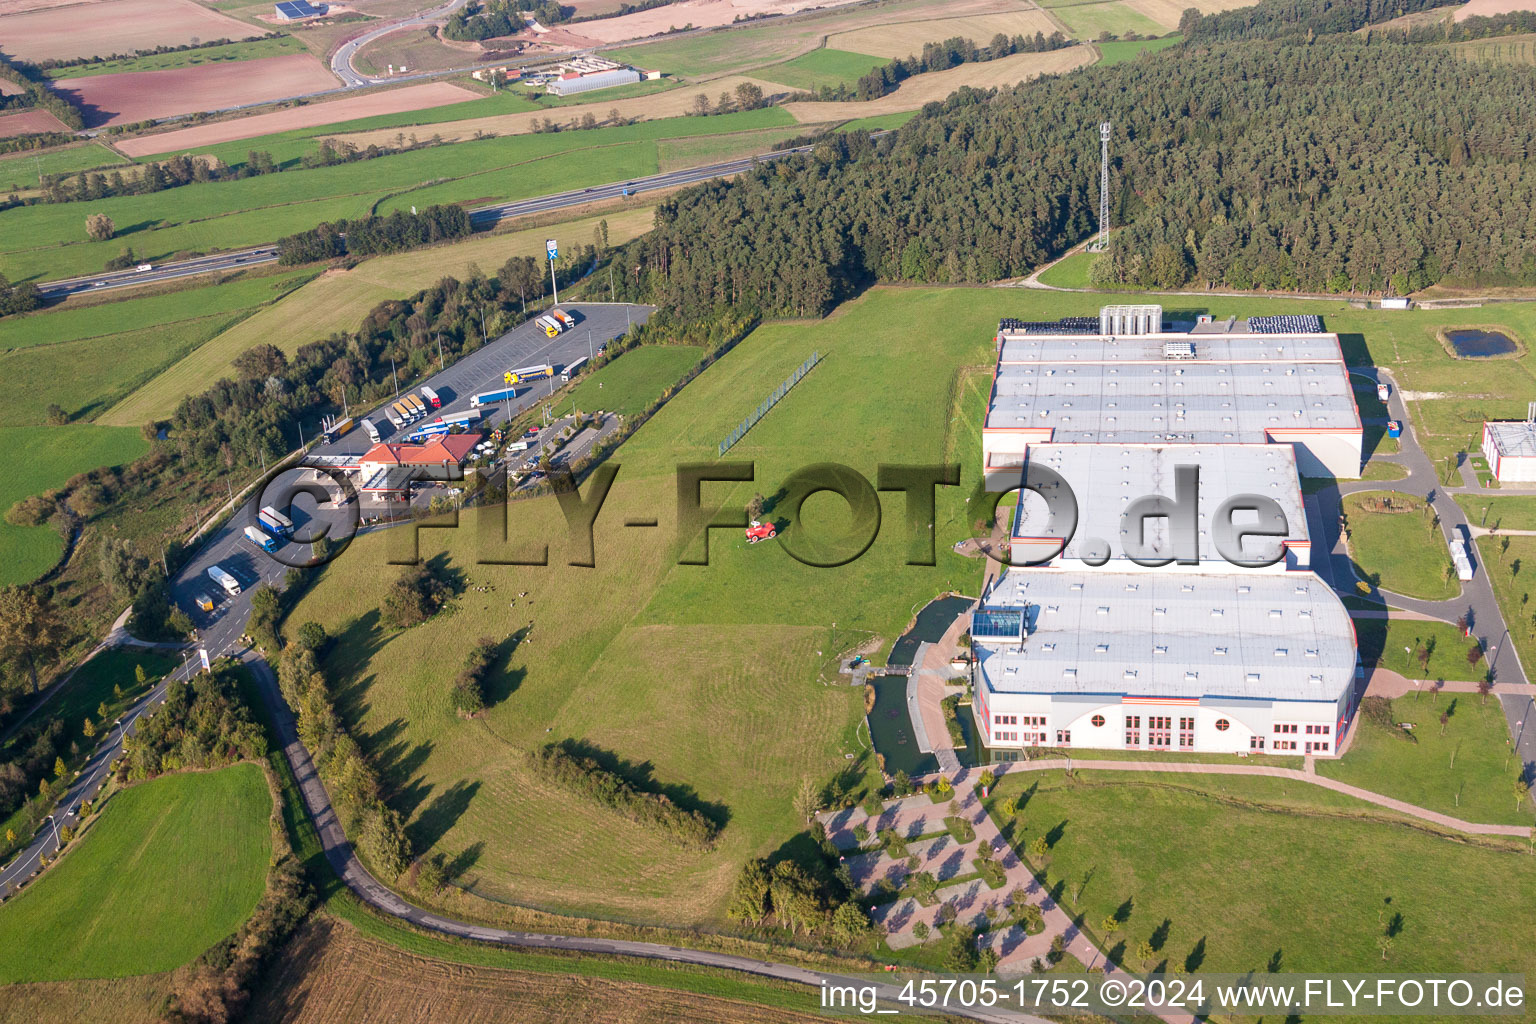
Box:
[35,147,815,298]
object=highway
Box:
[34,148,809,299]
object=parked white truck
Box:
[207,564,242,596]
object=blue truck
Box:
[244,526,278,553]
[470,386,519,408]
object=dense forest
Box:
[1180,0,1460,39]
[608,34,1536,313]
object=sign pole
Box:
[546,239,559,306]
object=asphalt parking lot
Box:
[313,303,652,457]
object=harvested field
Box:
[0,0,85,14]
[0,975,173,1024]
[115,82,479,157]
[57,52,339,128]
[783,46,1093,120]
[0,0,256,61]
[573,0,868,43]
[1455,31,1536,61]
[1122,0,1247,28]
[828,10,1061,58]
[1457,0,1536,17]
[0,79,23,96]
[0,109,69,136]
[248,917,827,1024]
[326,74,790,147]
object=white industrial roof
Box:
[985,359,1358,441]
[1009,443,1306,565]
[998,333,1344,364]
[977,569,1356,702]
[1486,420,1536,458]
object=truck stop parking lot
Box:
[312,303,652,458]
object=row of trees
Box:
[605,33,1536,313]
[276,204,473,264]
[21,34,284,72]
[530,739,721,849]
[278,645,413,878]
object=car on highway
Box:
[136,263,154,272]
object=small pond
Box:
[1445,328,1519,358]
[886,594,975,667]
[866,675,939,778]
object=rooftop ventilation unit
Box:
[1163,341,1195,360]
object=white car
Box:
[136,263,154,272]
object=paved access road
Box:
[35,149,813,298]
[0,647,199,895]
[313,301,650,456]
[330,0,475,87]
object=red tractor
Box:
[745,520,777,543]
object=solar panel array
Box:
[1247,314,1323,334]
[276,0,321,17]
[998,316,1099,335]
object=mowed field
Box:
[100,207,656,425]
[0,0,256,61]
[115,82,482,158]
[0,976,173,1024]
[564,0,869,44]
[0,764,271,982]
[982,771,1536,977]
[751,48,886,91]
[1039,0,1245,31]
[782,46,1094,121]
[1457,0,1536,18]
[58,52,339,128]
[1454,31,1536,63]
[827,9,1062,58]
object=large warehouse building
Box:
[983,307,1363,481]
[973,570,1357,756]
[972,306,1361,757]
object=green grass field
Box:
[0,271,311,352]
[1048,2,1166,40]
[2,314,249,426]
[1319,693,1525,825]
[610,26,808,79]
[983,770,1535,975]
[655,126,808,171]
[1094,34,1181,64]
[1475,534,1536,680]
[563,345,704,418]
[45,35,306,79]
[1036,248,1095,287]
[0,144,126,189]
[1353,616,1488,683]
[1342,491,1459,600]
[0,425,147,586]
[754,48,886,91]
[0,764,270,982]
[0,108,793,282]
[1456,495,1536,532]
[836,110,919,132]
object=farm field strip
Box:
[827,10,1062,58]
[782,47,1094,121]
[55,52,340,128]
[115,82,485,159]
[0,0,257,61]
[44,34,308,79]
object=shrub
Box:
[449,636,496,715]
